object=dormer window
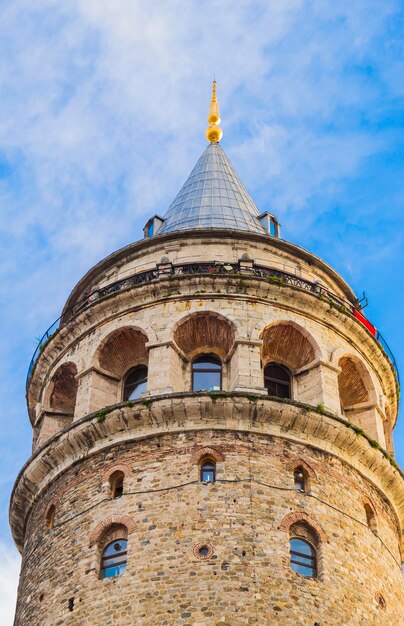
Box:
[143,215,164,239]
[258,212,280,237]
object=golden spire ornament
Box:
[205,80,223,143]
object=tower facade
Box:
[11,85,404,626]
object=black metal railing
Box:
[26,261,399,389]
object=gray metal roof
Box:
[158,143,267,235]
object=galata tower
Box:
[11,83,403,625]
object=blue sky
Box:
[1,1,403,621]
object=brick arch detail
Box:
[46,361,78,413]
[279,512,327,542]
[173,311,237,361]
[190,446,225,464]
[286,458,317,481]
[89,515,136,546]
[260,321,321,371]
[102,463,132,483]
[95,326,149,378]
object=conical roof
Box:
[158,142,267,235]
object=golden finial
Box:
[205,80,223,143]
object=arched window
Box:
[123,365,148,401]
[192,355,222,392]
[365,503,378,535]
[109,471,124,499]
[101,538,128,579]
[200,459,216,483]
[46,504,56,530]
[294,467,307,492]
[264,363,291,399]
[289,538,317,578]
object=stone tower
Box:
[11,84,404,626]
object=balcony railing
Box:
[26,261,399,390]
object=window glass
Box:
[192,355,222,391]
[101,539,128,579]
[269,219,277,237]
[201,460,216,482]
[147,222,154,237]
[264,364,291,399]
[124,366,148,401]
[290,538,316,577]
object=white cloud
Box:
[0,2,403,614]
[0,542,20,626]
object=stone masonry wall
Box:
[32,284,394,451]
[14,430,403,626]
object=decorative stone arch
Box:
[259,321,322,404]
[172,311,237,392]
[190,447,225,465]
[88,326,149,409]
[337,353,383,443]
[259,321,321,371]
[337,353,376,407]
[279,512,327,543]
[102,463,132,483]
[173,311,236,361]
[94,326,149,378]
[36,362,79,448]
[45,361,78,414]
[89,514,136,546]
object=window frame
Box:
[289,537,317,578]
[191,354,222,392]
[200,458,216,483]
[263,363,292,399]
[101,538,128,579]
[123,364,148,401]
